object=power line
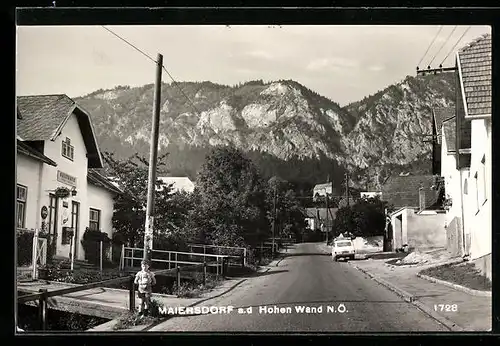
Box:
[101,26,157,64]
[417,26,443,68]
[427,26,458,68]
[101,25,205,126]
[439,26,472,66]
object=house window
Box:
[61,137,74,161]
[16,184,27,228]
[89,208,101,231]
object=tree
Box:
[103,151,191,248]
[187,147,270,247]
[333,196,388,239]
[266,176,306,242]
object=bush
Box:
[17,230,34,266]
[81,228,111,265]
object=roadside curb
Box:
[351,264,414,303]
[350,263,464,332]
[416,273,492,297]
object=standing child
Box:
[134,259,156,315]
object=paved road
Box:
[149,243,449,332]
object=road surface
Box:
[148,243,449,332]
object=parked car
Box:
[331,239,355,261]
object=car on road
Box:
[332,239,355,261]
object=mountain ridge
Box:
[74,73,455,191]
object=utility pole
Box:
[345,172,350,207]
[143,53,163,263]
[272,184,277,256]
[325,189,329,244]
[416,65,457,76]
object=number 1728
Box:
[434,304,458,312]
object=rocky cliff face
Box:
[75,73,455,190]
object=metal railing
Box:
[187,244,247,267]
[17,249,233,330]
[120,246,242,273]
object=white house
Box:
[16,94,122,261]
[454,34,491,279]
[313,182,333,200]
[157,177,195,194]
[436,108,470,258]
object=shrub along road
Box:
[148,243,449,332]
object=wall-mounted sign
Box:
[57,170,77,187]
[40,206,48,220]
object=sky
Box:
[16,25,491,107]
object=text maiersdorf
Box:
[159,304,348,316]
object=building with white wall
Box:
[454,34,491,279]
[16,94,122,261]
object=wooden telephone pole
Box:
[345,172,350,207]
[143,53,163,262]
[272,184,277,256]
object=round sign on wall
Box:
[41,206,48,220]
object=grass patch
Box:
[47,266,128,285]
[172,276,225,298]
[113,298,163,330]
[420,262,492,291]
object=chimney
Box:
[419,187,426,211]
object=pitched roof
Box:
[433,107,454,144]
[16,94,104,168]
[87,169,123,194]
[304,208,338,227]
[442,116,456,152]
[381,174,440,209]
[314,183,333,190]
[157,177,195,193]
[17,140,57,166]
[457,34,492,118]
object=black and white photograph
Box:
[15,18,492,333]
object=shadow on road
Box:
[280,253,330,258]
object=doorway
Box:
[48,194,59,257]
[71,201,80,259]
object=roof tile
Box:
[458,34,492,117]
[381,175,440,209]
[17,95,75,141]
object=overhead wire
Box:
[427,26,458,68]
[101,25,226,143]
[417,26,443,69]
[439,26,472,66]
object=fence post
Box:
[175,252,178,267]
[32,229,39,280]
[129,275,135,312]
[120,244,125,271]
[243,248,247,267]
[216,257,219,278]
[99,240,103,278]
[176,266,181,289]
[203,245,206,263]
[168,252,171,270]
[38,288,48,330]
[203,262,207,285]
